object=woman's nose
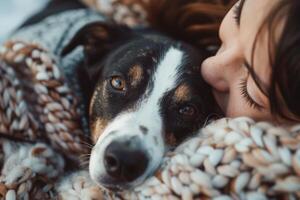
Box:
[201,45,242,92]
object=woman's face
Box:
[201,0,287,123]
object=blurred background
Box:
[0,0,49,43]
[0,0,230,47]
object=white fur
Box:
[90,47,184,188]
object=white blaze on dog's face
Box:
[62,24,220,191]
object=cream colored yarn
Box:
[0,4,300,198]
[57,117,300,200]
[121,117,300,199]
[0,140,65,199]
[81,0,148,27]
[0,41,89,159]
[0,41,89,199]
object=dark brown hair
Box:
[131,0,300,121]
[248,0,300,121]
[141,0,236,47]
[146,0,300,121]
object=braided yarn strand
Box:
[121,117,300,200]
[56,117,300,199]
[0,41,90,160]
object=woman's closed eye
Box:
[239,75,264,111]
[233,0,246,26]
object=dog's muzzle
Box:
[90,112,165,191]
[103,136,149,183]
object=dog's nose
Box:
[104,137,149,182]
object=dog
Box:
[14,0,221,192]
[61,20,222,190]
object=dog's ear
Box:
[61,21,132,65]
[61,22,133,105]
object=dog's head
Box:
[62,22,221,191]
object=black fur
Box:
[16,0,222,189]
[62,22,222,145]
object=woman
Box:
[201,0,300,124]
[144,0,300,124]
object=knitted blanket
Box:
[57,117,300,200]
[1,33,300,200]
[0,1,299,200]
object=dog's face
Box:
[63,22,221,191]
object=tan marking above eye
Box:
[128,65,143,87]
[174,84,191,102]
[110,76,126,91]
[91,118,108,143]
[165,132,177,146]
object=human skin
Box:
[201,0,297,124]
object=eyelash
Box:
[233,1,243,25]
[239,77,264,111]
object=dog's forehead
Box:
[89,42,210,144]
[102,36,200,71]
[106,38,168,63]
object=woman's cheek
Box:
[226,95,250,117]
[226,89,271,121]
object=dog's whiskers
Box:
[79,141,94,149]
[79,154,91,168]
[79,153,91,160]
[79,160,90,168]
[202,113,223,128]
[79,153,91,158]
[79,154,91,162]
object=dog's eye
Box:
[179,105,197,117]
[110,76,126,91]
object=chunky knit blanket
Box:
[0,1,299,200]
[1,33,300,200]
[57,116,300,200]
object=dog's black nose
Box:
[104,137,149,182]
